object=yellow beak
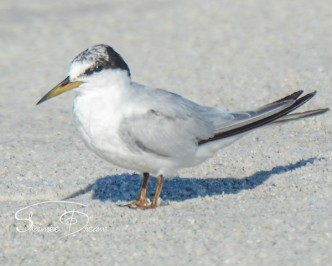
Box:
[36,76,82,105]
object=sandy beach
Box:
[1,0,331,265]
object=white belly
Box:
[72,93,177,175]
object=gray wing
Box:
[118,87,316,156]
[118,89,216,158]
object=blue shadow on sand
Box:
[63,157,323,203]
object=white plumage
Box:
[37,44,328,208]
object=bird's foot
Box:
[123,197,162,209]
[124,198,153,209]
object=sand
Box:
[0,0,331,265]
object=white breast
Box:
[72,71,132,165]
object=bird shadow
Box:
[63,157,324,203]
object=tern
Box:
[37,44,328,208]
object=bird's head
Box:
[37,44,130,105]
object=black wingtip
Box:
[290,90,304,99]
[198,91,323,145]
[273,90,303,104]
[298,91,317,105]
[308,90,317,97]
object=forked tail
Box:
[198,91,329,145]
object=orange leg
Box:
[150,175,164,208]
[125,172,151,208]
[125,174,164,209]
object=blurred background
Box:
[2,0,332,107]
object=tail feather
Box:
[198,91,327,145]
[273,108,329,123]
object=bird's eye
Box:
[94,65,103,72]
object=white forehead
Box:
[68,45,109,79]
[69,60,91,80]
